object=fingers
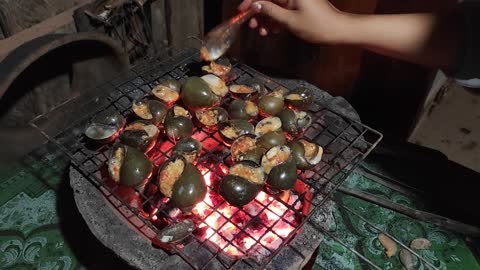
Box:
[242,0,292,36]
[251,1,293,27]
[272,0,288,6]
[258,18,281,36]
[249,18,259,28]
[273,0,297,9]
[238,0,253,11]
[259,27,268,36]
[240,0,291,9]
[240,0,295,12]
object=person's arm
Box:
[242,0,463,70]
[347,12,462,70]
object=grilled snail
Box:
[181,76,219,111]
[119,121,160,153]
[172,137,202,163]
[278,108,312,137]
[201,74,228,98]
[261,145,297,190]
[285,87,313,111]
[108,144,152,189]
[255,117,282,137]
[84,111,126,142]
[257,130,287,153]
[165,105,192,120]
[218,120,255,145]
[201,61,232,79]
[249,82,269,102]
[230,134,263,164]
[132,99,167,125]
[164,106,194,141]
[258,88,286,117]
[220,161,265,207]
[288,139,323,170]
[152,79,182,106]
[228,99,258,120]
[158,156,207,208]
[195,107,228,131]
[229,84,257,100]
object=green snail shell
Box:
[285,87,313,110]
[109,145,152,188]
[258,95,284,116]
[164,116,194,141]
[220,161,265,207]
[228,99,258,120]
[172,137,202,163]
[170,162,207,208]
[261,145,297,190]
[181,76,219,110]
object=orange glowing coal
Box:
[192,168,302,259]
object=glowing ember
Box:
[191,168,304,260]
[203,171,213,186]
[145,140,308,261]
[218,163,229,175]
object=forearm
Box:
[243,0,463,69]
[340,12,462,69]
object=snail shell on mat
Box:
[378,233,397,258]
[410,238,431,250]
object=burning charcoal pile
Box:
[83,60,325,263]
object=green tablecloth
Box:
[1,144,479,269]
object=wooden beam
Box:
[0,0,79,37]
[165,0,204,47]
[150,0,168,49]
[0,0,93,61]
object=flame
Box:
[136,147,305,260]
[191,170,302,259]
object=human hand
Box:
[238,0,352,44]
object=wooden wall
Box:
[164,0,204,47]
[0,0,205,125]
[0,0,80,37]
[0,0,205,59]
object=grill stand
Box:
[29,37,382,269]
[69,82,358,270]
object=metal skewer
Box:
[336,185,480,237]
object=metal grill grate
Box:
[31,38,382,269]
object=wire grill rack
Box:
[31,38,383,269]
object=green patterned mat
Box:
[0,148,80,269]
[0,144,479,269]
[314,170,480,270]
